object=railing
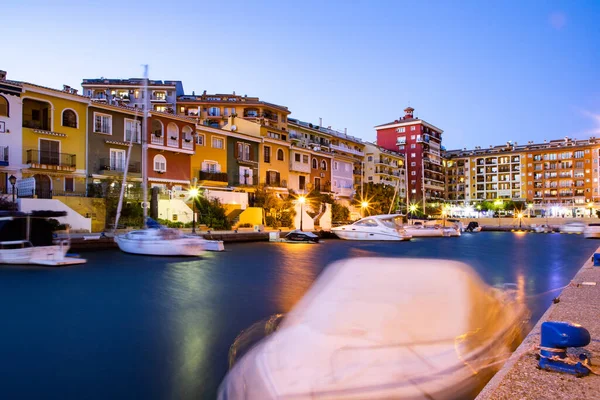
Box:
[330,144,364,156]
[168,136,179,147]
[182,139,194,150]
[151,95,167,102]
[98,158,141,173]
[0,146,8,166]
[263,179,287,188]
[23,119,51,130]
[199,171,228,182]
[232,174,257,186]
[236,156,258,164]
[26,150,76,168]
[151,135,164,145]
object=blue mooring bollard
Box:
[539,321,591,376]
[593,253,600,266]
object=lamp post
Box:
[8,175,17,210]
[361,201,369,218]
[298,196,306,231]
[517,212,524,229]
[494,199,503,227]
[189,187,199,234]
[409,204,418,224]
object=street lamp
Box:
[588,202,594,218]
[517,212,524,229]
[298,196,306,231]
[527,203,533,219]
[8,175,16,210]
[361,200,369,217]
[189,187,199,234]
[494,199,503,227]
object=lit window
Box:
[411,153,416,157]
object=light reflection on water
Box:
[0,233,596,399]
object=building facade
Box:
[82,78,183,113]
[192,125,229,190]
[376,107,445,210]
[0,72,23,194]
[363,142,406,199]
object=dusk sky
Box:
[4,0,599,149]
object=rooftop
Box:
[288,118,364,144]
[82,78,181,87]
[177,91,289,113]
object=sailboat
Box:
[113,66,224,256]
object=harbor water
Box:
[0,232,596,399]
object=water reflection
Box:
[272,243,320,311]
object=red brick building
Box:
[375,107,445,210]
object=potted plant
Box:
[170,136,177,140]
[154,131,162,137]
[184,138,192,143]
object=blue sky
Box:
[3,0,599,149]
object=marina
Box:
[0,232,597,399]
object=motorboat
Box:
[584,223,600,239]
[331,215,412,241]
[219,258,529,400]
[465,221,482,233]
[532,224,552,233]
[403,223,461,237]
[269,230,320,244]
[0,211,86,266]
[559,222,586,234]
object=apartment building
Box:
[82,78,184,112]
[363,142,406,199]
[0,71,23,193]
[376,107,445,209]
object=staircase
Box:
[227,208,245,226]
[313,204,326,228]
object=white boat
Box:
[0,211,86,266]
[219,258,529,400]
[115,227,224,256]
[332,215,412,241]
[532,224,552,233]
[584,223,600,239]
[403,223,461,237]
[559,222,585,234]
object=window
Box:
[295,153,301,162]
[212,137,224,149]
[397,127,405,133]
[411,153,416,157]
[125,119,141,143]
[367,156,373,162]
[312,158,318,169]
[264,146,271,163]
[411,135,415,140]
[195,134,204,145]
[94,113,112,134]
[62,109,77,128]
[182,126,194,143]
[411,126,416,131]
[321,160,327,170]
[303,155,309,163]
[208,107,220,117]
[411,171,416,175]
[277,149,284,161]
[167,123,179,146]
[574,150,584,159]
[153,154,166,172]
[0,96,7,117]
[411,162,416,166]
[110,148,126,171]
[65,177,74,192]
[333,161,338,170]
[411,144,416,149]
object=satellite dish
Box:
[231,125,237,131]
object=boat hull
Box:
[0,244,85,266]
[115,236,205,256]
[403,227,461,237]
[332,230,411,241]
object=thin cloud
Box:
[576,109,600,136]
[549,12,566,30]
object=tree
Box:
[253,186,296,228]
[195,195,231,230]
[351,182,398,216]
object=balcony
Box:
[168,136,179,147]
[151,95,167,102]
[335,187,355,198]
[26,150,76,171]
[151,134,164,145]
[98,158,141,175]
[0,146,8,166]
[236,156,258,165]
[290,161,311,173]
[330,143,364,157]
[263,179,287,188]
[199,171,228,182]
[182,138,194,150]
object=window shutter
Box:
[235,142,240,158]
[276,172,280,183]
[249,145,255,161]
[201,162,207,172]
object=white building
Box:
[0,71,23,194]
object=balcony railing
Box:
[263,179,288,188]
[330,144,364,156]
[23,119,51,130]
[182,138,194,150]
[0,146,8,166]
[26,150,76,169]
[168,136,179,147]
[199,171,228,182]
[98,158,141,173]
[151,135,164,145]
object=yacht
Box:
[583,223,600,239]
[219,258,529,400]
[332,215,412,241]
[0,211,86,266]
[403,223,461,237]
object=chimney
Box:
[319,117,322,127]
[233,91,236,95]
[63,84,71,92]
[0,70,6,80]
[203,90,207,95]
[403,106,414,119]
[70,88,78,95]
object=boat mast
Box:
[113,108,139,233]
[142,65,149,228]
[388,178,400,215]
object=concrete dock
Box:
[477,246,600,400]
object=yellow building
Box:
[192,125,229,189]
[20,83,89,197]
[363,142,406,196]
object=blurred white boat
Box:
[219,258,528,400]
[584,223,600,238]
[559,222,585,234]
[332,215,412,241]
[532,224,551,233]
[403,224,461,237]
[115,227,223,256]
